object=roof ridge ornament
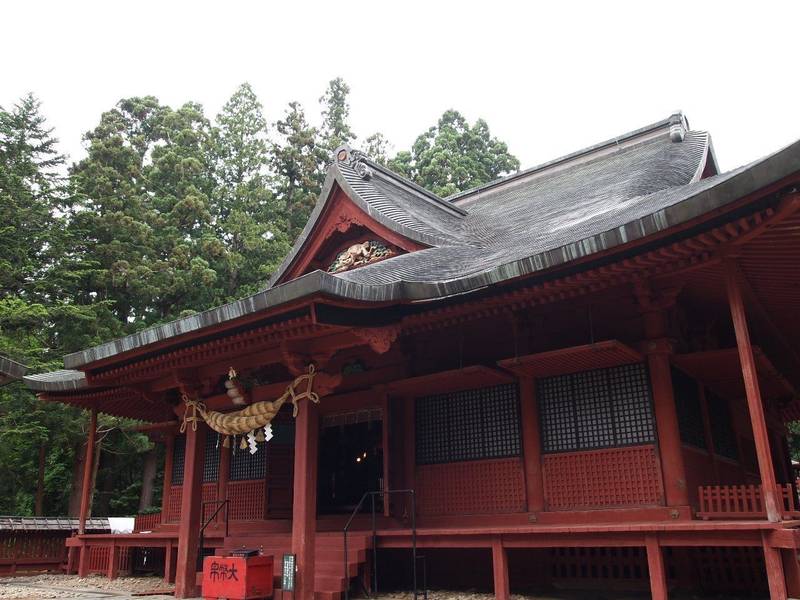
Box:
[334,144,373,180]
[669,112,687,143]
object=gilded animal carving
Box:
[328,240,393,273]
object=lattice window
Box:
[671,367,706,449]
[172,436,186,485]
[231,438,267,481]
[203,432,221,483]
[538,363,655,454]
[706,389,738,460]
[415,383,521,465]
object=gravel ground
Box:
[0,574,173,600]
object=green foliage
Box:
[388,109,520,197]
[0,82,518,518]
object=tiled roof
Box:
[0,516,110,532]
[28,112,800,384]
[0,355,28,386]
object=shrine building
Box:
[23,112,800,599]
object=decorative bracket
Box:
[353,326,401,354]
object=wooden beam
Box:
[725,260,781,522]
[645,535,668,600]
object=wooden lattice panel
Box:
[543,445,663,509]
[550,546,648,583]
[87,546,130,574]
[166,483,216,522]
[228,480,266,520]
[688,547,767,594]
[416,457,525,515]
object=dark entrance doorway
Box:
[318,413,384,514]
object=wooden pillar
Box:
[402,395,416,520]
[107,543,119,580]
[491,537,510,600]
[646,535,668,600]
[174,422,206,598]
[782,549,800,598]
[725,261,781,522]
[645,338,689,507]
[161,434,175,518]
[291,398,319,600]
[519,377,545,512]
[762,533,788,600]
[164,543,177,584]
[380,390,390,517]
[217,437,231,524]
[77,408,98,577]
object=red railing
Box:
[697,484,800,519]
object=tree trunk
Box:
[35,444,46,516]
[68,441,87,517]
[138,446,158,512]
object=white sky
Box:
[2,0,799,173]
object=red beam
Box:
[174,422,206,597]
[291,399,319,600]
[645,536,668,600]
[77,408,97,577]
[491,537,510,600]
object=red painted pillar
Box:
[164,543,177,584]
[77,408,98,577]
[519,377,545,512]
[380,390,390,517]
[174,421,206,598]
[217,439,231,523]
[762,532,788,599]
[646,535,668,600]
[491,537,510,600]
[402,395,416,520]
[726,261,780,522]
[645,337,689,508]
[781,548,800,598]
[161,434,175,518]
[107,543,119,580]
[292,398,319,600]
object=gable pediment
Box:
[274,185,426,284]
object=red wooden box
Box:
[202,555,274,600]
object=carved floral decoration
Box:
[328,240,393,274]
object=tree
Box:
[209,83,290,298]
[363,132,391,166]
[272,101,326,240]
[388,109,520,197]
[319,78,356,154]
[0,94,67,298]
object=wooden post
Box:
[402,395,416,520]
[161,434,175,518]
[380,389,390,517]
[77,408,98,577]
[519,376,545,512]
[763,532,788,600]
[645,338,689,507]
[491,537,510,600]
[164,543,177,584]
[292,398,319,600]
[174,421,206,598]
[107,543,119,580]
[646,535,668,600]
[217,437,231,523]
[725,261,781,522]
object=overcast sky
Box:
[2,1,798,173]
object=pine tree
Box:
[388,109,520,197]
[319,78,356,154]
[209,83,290,298]
[272,101,326,241]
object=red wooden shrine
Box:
[23,113,800,600]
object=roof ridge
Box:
[447,112,687,204]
